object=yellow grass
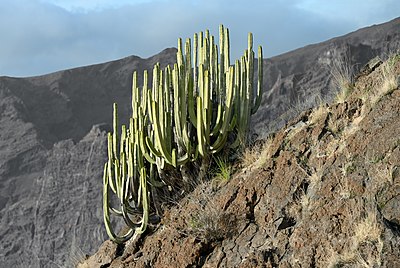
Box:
[330,54,354,103]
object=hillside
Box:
[0,17,399,267]
[80,55,400,267]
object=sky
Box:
[0,0,399,77]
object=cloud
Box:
[40,0,160,12]
[296,0,400,26]
[0,0,398,77]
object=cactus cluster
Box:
[103,25,263,243]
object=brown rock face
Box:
[80,56,400,267]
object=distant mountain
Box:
[0,48,176,267]
[0,17,399,267]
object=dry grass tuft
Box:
[330,54,354,103]
[253,137,274,169]
[186,188,238,242]
[327,116,341,135]
[370,56,399,104]
[241,145,262,169]
[300,193,311,215]
[240,137,274,171]
[301,169,323,215]
[353,211,382,246]
[308,169,322,193]
[372,163,398,186]
[352,210,383,267]
[69,244,88,268]
[309,104,328,125]
[338,157,355,200]
[327,208,383,268]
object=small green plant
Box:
[344,162,356,175]
[213,156,232,183]
[391,139,400,151]
[369,154,384,164]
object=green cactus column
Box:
[102,25,264,244]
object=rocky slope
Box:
[80,53,400,267]
[0,17,399,267]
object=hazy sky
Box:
[0,0,399,77]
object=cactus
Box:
[103,25,263,243]
[102,104,151,243]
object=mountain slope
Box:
[81,53,400,268]
[0,50,176,267]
